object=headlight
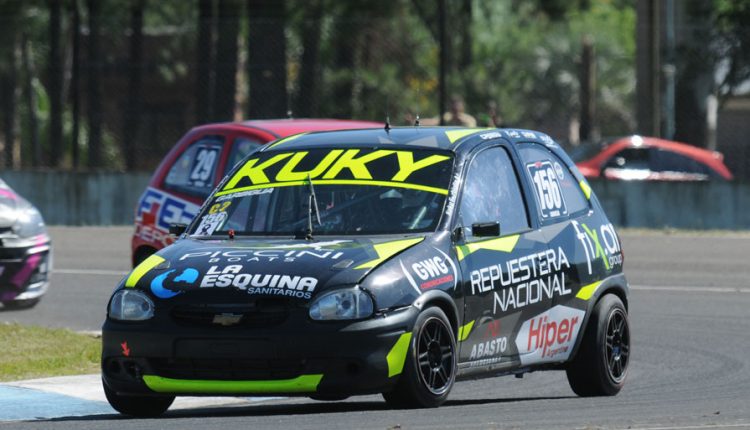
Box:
[109,290,155,321]
[309,286,374,321]
[13,204,46,238]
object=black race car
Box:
[102,127,630,416]
[0,178,52,309]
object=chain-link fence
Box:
[0,0,748,180]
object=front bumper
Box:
[0,236,51,303]
[102,304,418,397]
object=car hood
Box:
[129,236,426,301]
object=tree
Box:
[247,0,287,119]
[294,0,322,118]
[123,0,145,170]
[69,0,81,169]
[48,0,63,167]
[86,0,102,168]
[195,0,214,124]
[0,1,21,168]
[212,0,240,121]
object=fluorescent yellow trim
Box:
[579,180,592,200]
[445,128,493,144]
[143,374,323,394]
[217,180,448,197]
[386,332,412,377]
[576,281,602,301]
[125,254,165,288]
[457,320,475,342]
[267,132,307,149]
[355,237,424,270]
[456,234,520,261]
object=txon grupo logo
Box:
[572,220,622,275]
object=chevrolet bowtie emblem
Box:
[212,313,243,326]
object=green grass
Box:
[0,323,101,382]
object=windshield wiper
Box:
[305,173,322,240]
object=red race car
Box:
[132,119,380,266]
[575,135,733,182]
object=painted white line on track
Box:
[609,424,750,430]
[53,268,127,276]
[632,285,750,294]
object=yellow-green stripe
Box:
[125,254,164,288]
[576,280,602,300]
[143,374,323,394]
[216,179,448,197]
[386,332,412,377]
[457,320,475,342]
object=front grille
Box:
[170,298,289,328]
[150,357,305,380]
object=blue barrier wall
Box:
[2,171,151,226]
[590,180,750,229]
[2,171,750,229]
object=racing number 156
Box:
[527,161,567,219]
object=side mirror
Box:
[169,223,187,236]
[471,222,500,237]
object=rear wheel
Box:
[103,380,174,417]
[566,294,630,396]
[383,306,456,408]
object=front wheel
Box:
[103,380,174,417]
[383,306,456,408]
[566,294,630,396]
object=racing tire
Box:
[566,294,630,397]
[1,298,41,310]
[103,380,174,417]
[383,306,456,409]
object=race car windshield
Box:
[190,147,454,236]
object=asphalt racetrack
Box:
[1,227,749,429]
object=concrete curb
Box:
[1,374,280,421]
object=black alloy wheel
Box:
[383,306,456,408]
[566,294,630,396]
[605,307,630,383]
[416,315,454,395]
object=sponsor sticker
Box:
[572,221,623,275]
[194,212,227,236]
[400,248,458,293]
[200,264,318,299]
[516,305,585,365]
[469,247,571,314]
[135,187,200,232]
[219,149,452,196]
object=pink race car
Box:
[0,178,51,309]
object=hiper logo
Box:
[515,305,585,365]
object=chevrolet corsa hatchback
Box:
[103,127,630,416]
[132,119,380,267]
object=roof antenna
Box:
[384,96,391,132]
[414,86,421,126]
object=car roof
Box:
[260,126,558,153]
[189,118,384,138]
[607,136,732,179]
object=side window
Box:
[459,147,529,241]
[603,147,649,170]
[650,149,712,177]
[223,137,263,176]
[164,136,224,198]
[518,143,589,221]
